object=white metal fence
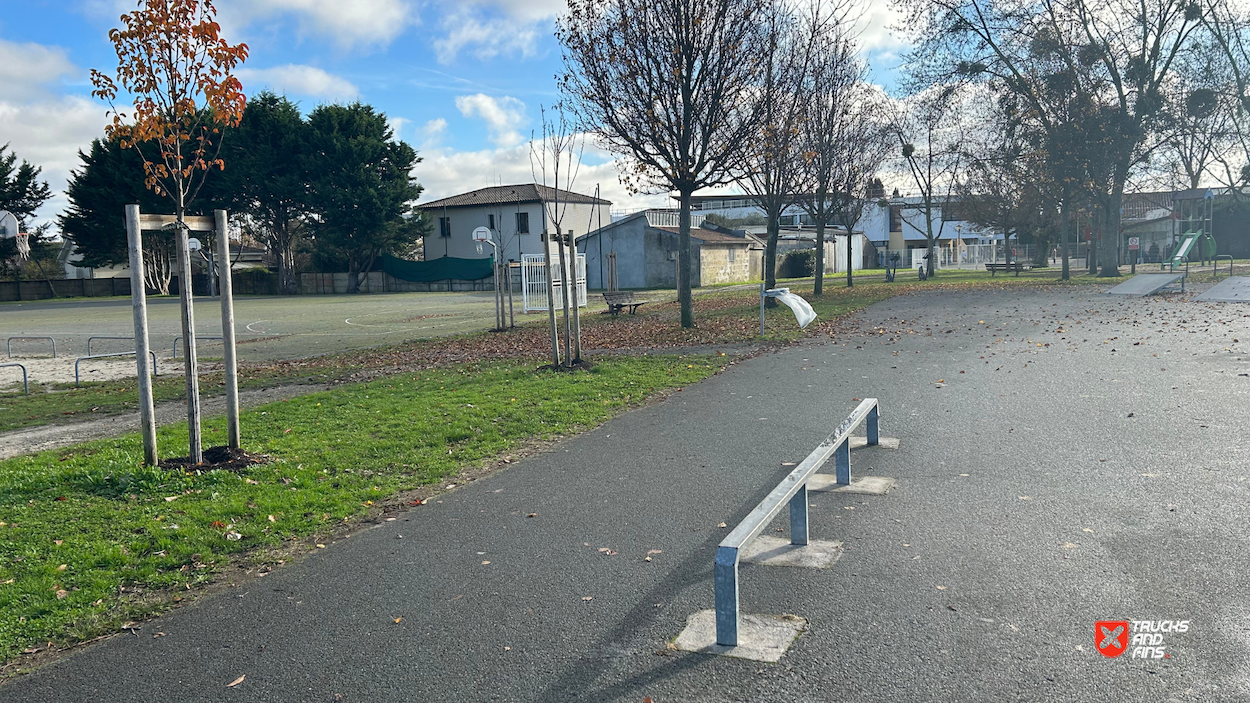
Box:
[521,254,587,312]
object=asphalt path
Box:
[5,285,1250,702]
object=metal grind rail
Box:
[86,336,136,355]
[75,351,159,387]
[173,336,224,360]
[0,363,29,395]
[714,398,880,647]
[6,336,56,358]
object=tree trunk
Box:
[763,203,779,308]
[846,226,854,288]
[276,222,297,295]
[346,261,361,294]
[678,190,695,327]
[174,195,203,465]
[1060,202,1070,281]
[814,218,825,296]
[1098,188,1124,277]
[555,227,572,364]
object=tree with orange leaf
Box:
[91,0,247,465]
[91,0,247,222]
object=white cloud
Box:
[433,10,542,64]
[221,0,414,50]
[0,39,78,102]
[236,64,360,101]
[419,118,448,149]
[0,95,111,225]
[856,0,907,52]
[455,94,527,148]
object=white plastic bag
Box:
[768,288,817,329]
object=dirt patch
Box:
[0,383,331,460]
[159,445,270,472]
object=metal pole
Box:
[760,281,766,336]
[835,437,850,485]
[175,212,203,464]
[216,210,240,449]
[125,204,158,466]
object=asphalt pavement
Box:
[4,284,1250,702]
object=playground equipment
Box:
[1167,230,1216,271]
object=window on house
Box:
[728,248,737,262]
[516,212,529,234]
[488,214,495,230]
[438,217,452,237]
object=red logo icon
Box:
[1096,620,1129,658]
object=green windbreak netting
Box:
[380,254,494,282]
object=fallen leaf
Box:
[526,513,538,518]
[56,564,67,572]
[503,646,511,651]
[1018,496,1033,501]
[316,544,326,549]
[2,579,13,585]
[210,521,226,529]
[647,550,663,555]
[53,540,63,546]
[164,496,179,502]
[481,561,491,565]
[244,479,258,485]
[582,596,593,602]
[267,515,276,523]
[153,632,166,638]
[1082,528,1095,533]
[55,589,68,600]
[227,675,245,688]
[717,522,727,528]
[225,531,243,541]
[393,617,403,624]
[1061,542,1079,549]
[936,585,947,590]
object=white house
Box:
[419,184,612,262]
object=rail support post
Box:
[835,438,850,485]
[867,405,879,446]
[789,485,809,546]
[714,546,740,647]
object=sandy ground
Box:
[0,383,329,460]
[1,354,191,388]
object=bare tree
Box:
[1199,2,1250,193]
[900,0,1207,277]
[796,29,860,295]
[741,1,825,303]
[826,87,892,289]
[894,86,966,278]
[530,105,585,367]
[559,0,766,328]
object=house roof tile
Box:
[419,183,611,209]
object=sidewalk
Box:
[5,286,1249,702]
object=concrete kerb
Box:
[676,398,894,661]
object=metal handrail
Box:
[86,336,135,355]
[714,398,880,647]
[75,351,159,387]
[1216,255,1234,278]
[0,362,28,395]
[172,335,225,360]
[6,336,56,358]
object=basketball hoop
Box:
[14,233,29,260]
[476,242,483,255]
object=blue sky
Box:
[0,0,906,226]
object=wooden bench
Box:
[985,262,1032,277]
[602,291,651,316]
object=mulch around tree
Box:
[159,445,270,472]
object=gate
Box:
[521,254,587,312]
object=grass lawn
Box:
[1,268,1112,434]
[0,354,724,666]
